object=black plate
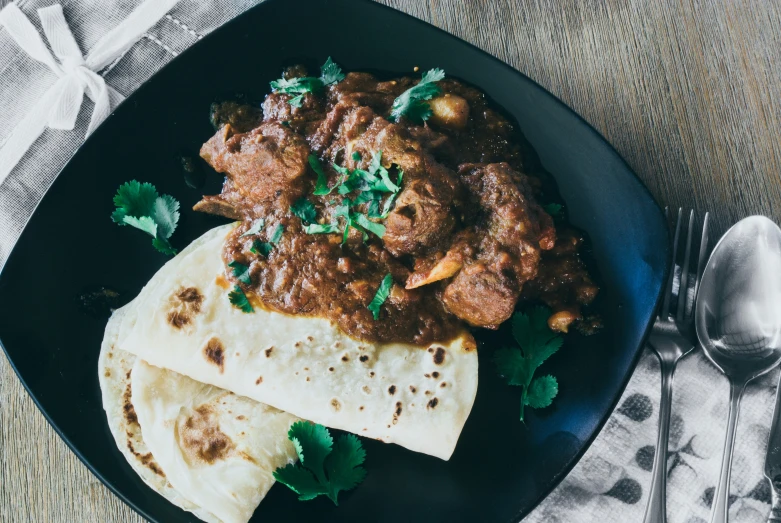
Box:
[0,0,669,521]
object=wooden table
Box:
[2,0,780,521]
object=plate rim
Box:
[0,0,670,521]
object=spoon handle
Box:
[642,359,677,523]
[710,380,746,523]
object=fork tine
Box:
[676,210,695,323]
[690,212,710,314]
[660,208,683,319]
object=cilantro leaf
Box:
[367,273,393,320]
[151,194,179,240]
[380,169,404,218]
[152,237,177,256]
[228,260,252,285]
[240,218,265,237]
[111,180,157,224]
[319,56,345,86]
[351,151,361,161]
[269,223,284,245]
[274,463,327,501]
[122,215,158,237]
[304,223,340,234]
[389,68,445,123]
[112,181,180,255]
[325,434,367,503]
[542,203,563,219]
[270,58,344,106]
[228,285,253,313]
[494,307,563,421]
[290,198,317,224]
[352,213,385,238]
[273,421,367,506]
[526,375,559,409]
[251,240,273,257]
[310,155,334,196]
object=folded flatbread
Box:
[99,306,299,523]
[118,224,478,460]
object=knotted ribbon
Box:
[0,0,180,185]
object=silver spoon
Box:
[696,215,781,523]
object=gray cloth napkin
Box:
[0,1,775,521]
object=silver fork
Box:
[642,208,710,523]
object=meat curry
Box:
[196,62,599,345]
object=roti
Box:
[118,224,479,460]
[99,305,299,523]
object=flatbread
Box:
[131,358,298,523]
[98,306,217,523]
[100,304,299,523]
[119,224,479,460]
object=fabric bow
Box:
[0,0,180,185]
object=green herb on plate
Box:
[111,180,180,255]
[270,57,345,107]
[389,68,445,123]
[240,218,265,238]
[228,285,254,313]
[493,307,563,421]
[228,260,252,285]
[273,421,367,505]
[290,198,317,224]
[367,273,393,320]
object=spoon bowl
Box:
[696,215,781,523]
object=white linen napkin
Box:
[0,2,775,522]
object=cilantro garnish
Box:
[273,421,367,505]
[270,57,345,107]
[351,151,361,161]
[228,260,252,285]
[310,155,335,196]
[367,273,393,320]
[290,198,317,224]
[493,307,562,421]
[228,285,254,313]
[251,240,273,257]
[542,203,563,221]
[389,68,445,123]
[352,213,386,238]
[112,181,180,255]
[240,218,265,237]
[269,223,284,244]
[303,223,340,234]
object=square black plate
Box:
[0,0,668,521]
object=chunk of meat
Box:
[192,195,240,220]
[383,178,456,257]
[441,263,519,329]
[199,122,310,215]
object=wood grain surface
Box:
[2,0,781,521]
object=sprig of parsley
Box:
[273,421,367,506]
[112,181,180,255]
[367,273,393,320]
[389,68,445,123]
[270,57,345,107]
[249,222,284,257]
[494,307,563,421]
[542,203,563,221]
[241,218,265,237]
[228,285,254,313]
[290,198,317,224]
[228,260,251,285]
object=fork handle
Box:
[642,359,677,523]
